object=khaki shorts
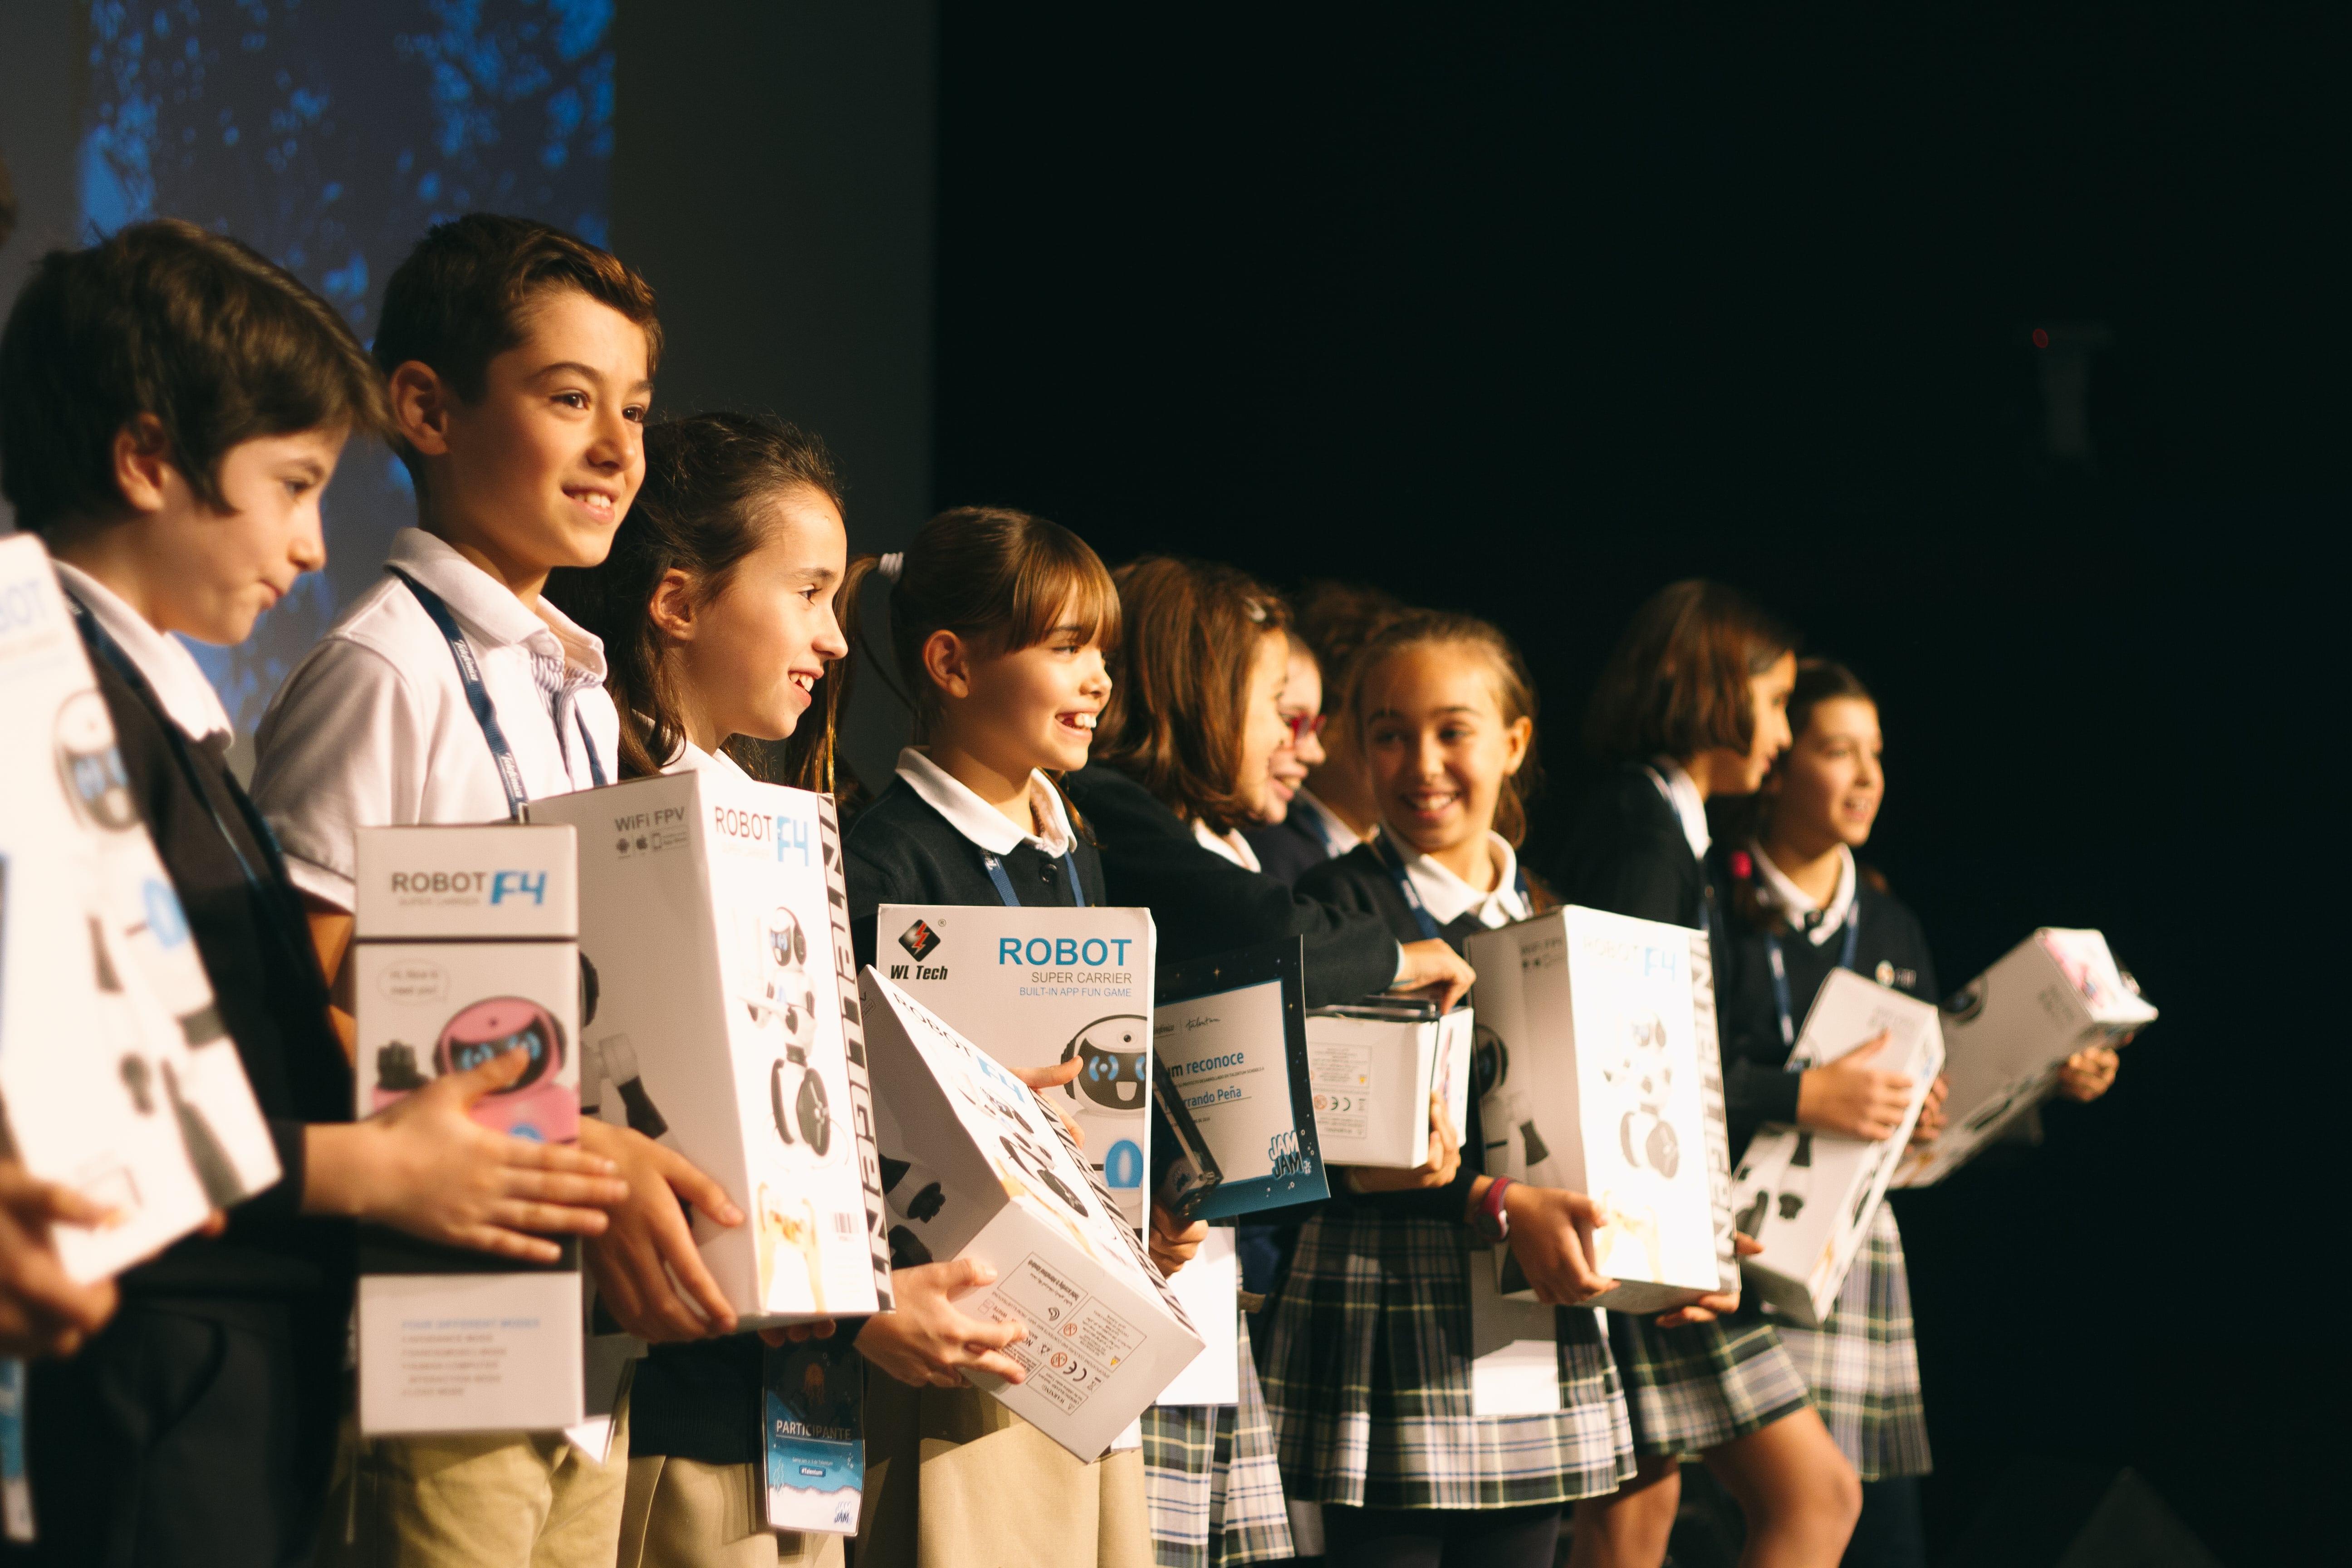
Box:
[314,1392,630,1568]
[619,1455,843,1568]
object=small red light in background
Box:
[2031,327,2050,348]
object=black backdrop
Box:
[930,6,2342,1563]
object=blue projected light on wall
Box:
[77,0,615,747]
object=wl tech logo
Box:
[897,919,941,962]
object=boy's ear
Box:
[386,360,456,458]
[921,628,973,701]
[110,415,175,516]
[648,568,699,644]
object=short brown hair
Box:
[1353,610,1544,846]
[0,219,387,535]
[1584,579,1797,764]
[1095,556,1292,836]
[373,213,661,482]
[849,505,1121,738]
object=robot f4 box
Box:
[1730,968,1945,1327]
[1891,927,2155,1189]
[1466,906,1739,1314]
[0,534,280,1284]
[876,904,1156,1232]
[862,970,1204,1460]
[353,822,584,1434]
[530,772,889,1325]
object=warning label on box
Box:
[1310,1044,1371,1140]
[974,1254,1145,1415]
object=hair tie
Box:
[877,551,904,583]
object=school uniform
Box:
[1059,766,1401,1009]
[616,740,842,1568]
[843,750,1150,1568]
[1240,789,1363,889]
[1551,762,1813,1459]
[5,567,355,1568]
[249,528,628,1568]
[1712,842,1935,1497]
[1261,835,1632,1568]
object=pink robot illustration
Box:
[373,997,576,1142]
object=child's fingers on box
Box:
[490,1198,610,1237]
[501,1140,621,1179]
[647,1143,743,1227]
[504,1168,630,1209]
[459,1225,563,1265]
[964,1348,1026,1383]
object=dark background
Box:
[925,6,2339,1564]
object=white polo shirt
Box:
[251,528,622,911]
[893,746,1077,858]
[54,561,234,745]
[1391,831,1531,932]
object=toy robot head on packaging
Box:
[56,691,139,836]
[1604,1011,1679,1179]
[751,906,838,1166]
[433,996,574,1142]
[1060,1015,1147,1111]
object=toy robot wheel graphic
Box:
[1471,1024,1509,1101]
[1060,1015,1147,1111]
[1619,1112,1680,1179]
[771,1049,834,1158]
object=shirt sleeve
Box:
[249,639,431,912]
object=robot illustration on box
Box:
[1059,1014,1147,1194]
[372,997,576,1142]
[744,906,839,1166]
[1600,1011,1680,1180]
[1472,1021,1569,1191]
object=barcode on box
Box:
[830,1211,858,1238]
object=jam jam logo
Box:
[385,869,547,904]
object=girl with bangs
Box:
[1272,611,1634,1568]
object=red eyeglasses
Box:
[1282,712,1328,743]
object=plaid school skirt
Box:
[1260,1211,1634,1513]
[1607,1299,1813,1460]
[1767,1204,1932,1480]
[1142,1314,1294,1568]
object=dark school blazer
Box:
[1552,762,1710,931]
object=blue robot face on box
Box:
[1061,1015,1147,1112]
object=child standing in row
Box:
[1277,612,1631,1568]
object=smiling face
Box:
[1262,643,1325,822]
[1765,695,1884,853]
[671,484,849,745]
[120,425,347,645]
[1231,628,1294,823]
[396,288,652,588]
[934,594,1113,779]
[1360,641,1531,876]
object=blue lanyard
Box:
[392,569,606,819]
[1766,903,1863,1052]
[1370,832,1527,943]
[981,848,1088,908]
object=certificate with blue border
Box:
[1152,940,1328,1219]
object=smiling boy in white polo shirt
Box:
[250,214,742,1568]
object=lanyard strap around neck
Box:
[392,568,605,820]
[1371,832,1527,944]
[981,849,1088,909]
[1767,904,1864,1052]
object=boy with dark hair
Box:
[249,213,740,1568]
[0,219,632,1568]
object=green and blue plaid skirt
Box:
[1259,1211,1634,1512]
[1768,1203,1931,1480]
[1142,1313,1293,1568]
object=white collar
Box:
[1749,840,1857,945]
[1192,818,1264,873]
[1392,831,1529,931]
[387,528,608,687]
[1290,787,1367,857]
[1645,758,1711,861]
[54,561,235,743]
[895,747,1074,858]
[661,736,752,780]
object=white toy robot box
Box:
[1891,927,2155,1188]
[0,536,280,1284]
[1305,1001,1475,1170]
[1467,906,1739,1313]
[1730,968,1945,1326]
[529,772,890,1324]
[352,822,585,1434]
[876,904,1156,1231]
[861,970,1204,1460]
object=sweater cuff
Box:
[1726,1059,1804,1132]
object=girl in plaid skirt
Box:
[1274,612,1634,1568]
[1552,583,1862,1567]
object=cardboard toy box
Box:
[862,970,1204,1460]
[0,535,279,1284]
[876,905,1156,1230]
[1468,906,1738,1314]
[1306,1001,1474,1169]
[352,823,585,1434]
[1153,941,1329,1220]
[530,774,889,1323]
[1892,928,2156,1189]
[1729,969,1945,1327]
